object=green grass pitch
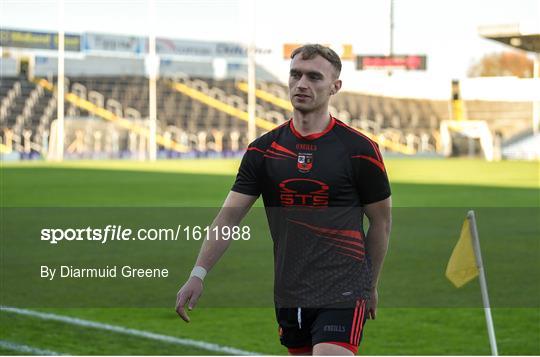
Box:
[0,158,539,355]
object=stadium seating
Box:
[0,74,532,158]
[465,100,533,138]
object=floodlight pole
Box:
[247,0,257,143]
[147,0,158,161]
[388,0,394,77]
[389,0,394,56]
[56,0,65,162]
[533,53,539,134]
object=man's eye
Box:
[291,72,301,78]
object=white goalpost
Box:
[440,120,497,161]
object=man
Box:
[176,44,392,356]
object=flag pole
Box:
[147,0,157,161]
[467,210,498,356]
[56,0,65,162]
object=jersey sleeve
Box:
[351,143,391,205]
[231,143,265,196]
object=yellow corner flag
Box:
[445,218,479,288]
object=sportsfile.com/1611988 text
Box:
[40,225,252,245]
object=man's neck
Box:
[292,107,331,137]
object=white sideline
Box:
[0,340,65,355]
[0,306,259,356]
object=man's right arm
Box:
[175,190,258,322]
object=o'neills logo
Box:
[297,152,313,173]
[279,178,329,207]
[323,325,346,332]
[296,143,317,151]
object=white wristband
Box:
[190,266,207,281]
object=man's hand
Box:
[175,277,203,322]
[367,288,378,320]
[364,196,391,321]
[174,191,258,323]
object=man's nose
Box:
[296,75,308,90]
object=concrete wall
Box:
[31,55,278,81]
[34,56,146,77]
[1,57,18,76]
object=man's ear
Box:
[331,79,342,95]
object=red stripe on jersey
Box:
[270,141,297,157]
[289,116,336,141]
[351,154,386,173]
[317,235,365,249]
[309,230,365,249]
[266,148,296,160]
[263,154,285,160]
[335,120,383,162]
[338,251,365,261]
[288,219,363,239]
[245,120,289,153]
[373,143,384,163]
[247,147,265,154]
[325,242,365,257]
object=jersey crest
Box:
[297,153,313,173]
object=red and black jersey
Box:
[232,116,391,308]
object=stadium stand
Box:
[237,80,448,153]
[1,26,538,160]
[465,100,533,138]
[0,73,533,159]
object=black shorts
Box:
[275,299,368,355]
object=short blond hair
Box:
[291,44,342,77]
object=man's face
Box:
[289,54,341,113]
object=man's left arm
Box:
[364,196,392,319]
